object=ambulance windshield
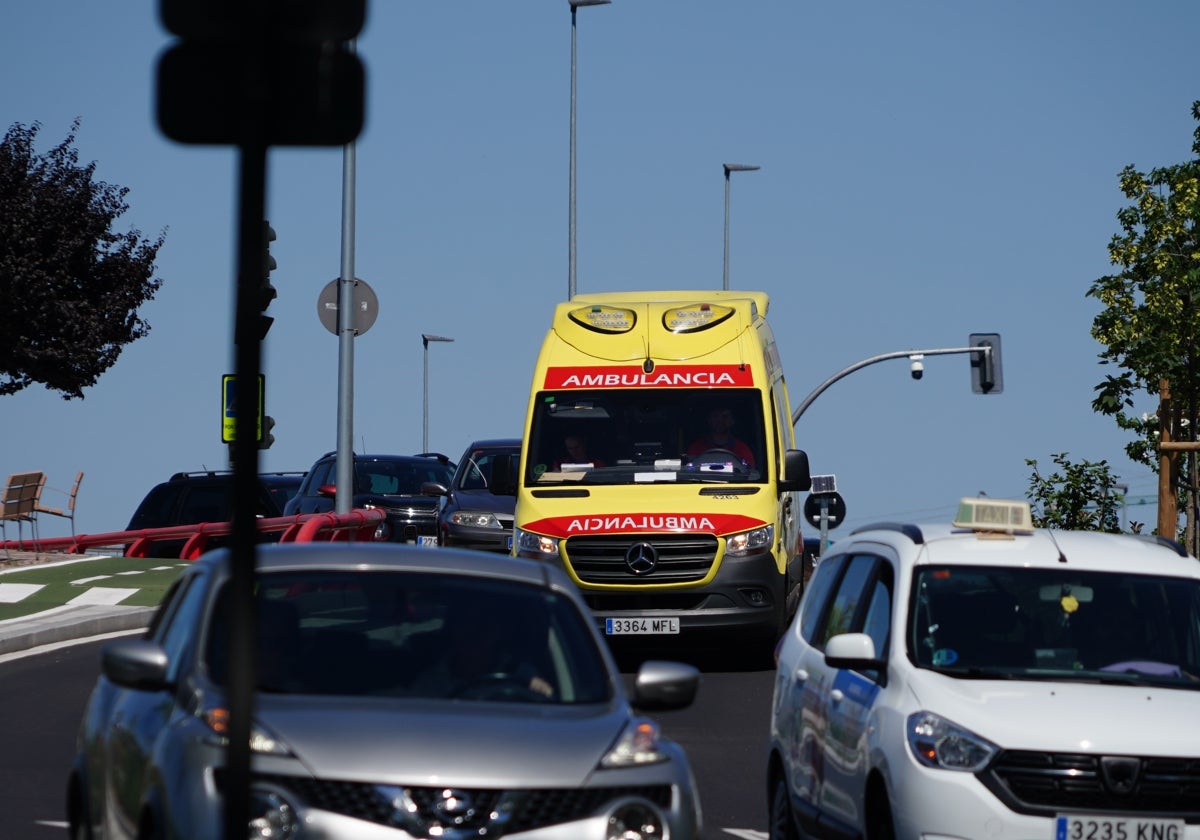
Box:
[526,389,767,485]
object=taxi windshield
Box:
[525,389,767,486]
[909,566,1200,686]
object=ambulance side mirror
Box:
[779,449,812,493]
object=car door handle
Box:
[830,688,845,703]
[793,668,808,684]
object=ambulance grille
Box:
[565,534,718,584]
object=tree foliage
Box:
[1025,453,1124,532]
[1086,101,1200,547]
[0,120,165,399]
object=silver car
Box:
[66,542,702,839]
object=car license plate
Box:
[418,536,438,548]
[1055,815,1184,840]
[605,617,680,635]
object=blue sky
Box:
[3,1,1196,541]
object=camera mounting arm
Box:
[792,340,998,427]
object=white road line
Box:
[722,830,767,839]
[68,588,138,605]
[72,575,112,585]
[0,583,45,603]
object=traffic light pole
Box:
[227,140,268,840]
[791,343,995,425]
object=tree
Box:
[1025,453,1124,532]
[0,120,165,399]
[1087,101,1200,551]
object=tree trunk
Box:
[1159,379,1179,539]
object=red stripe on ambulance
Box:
[523,512,767,539]
[544,364,754,389]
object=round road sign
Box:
[804,491,847,530]
[318,278,379,335]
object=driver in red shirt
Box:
[686,406,755,467]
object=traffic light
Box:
[258,221,277,340]
[156,0,366,146]
[969,333,1003,394]
[259,415,276,450]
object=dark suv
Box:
[125,471,306,558]
[283,453,455,546]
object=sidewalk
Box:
[0,549,156,657]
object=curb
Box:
[0,604,156,655]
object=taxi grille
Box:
[255,775,672,833]
[565,534,719,584]
[986,751,1200,820]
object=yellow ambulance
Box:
[513,290,812,646]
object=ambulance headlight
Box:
[515,527,559,559]
[725,525,774,557]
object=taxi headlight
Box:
[515,527,559,559]
[725,525,774,557]
[906,711,997,771]
[451,511,502,529]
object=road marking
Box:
[722,831,767,839]
[0,583,45,602]
[69,588,138,605]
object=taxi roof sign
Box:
[952,497,1034,534]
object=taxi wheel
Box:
[768,774,799,840]
[865,784,896,840]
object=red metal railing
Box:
[1,510,388,561]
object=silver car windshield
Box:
[206,571,613,704]
[910,565,1200,686]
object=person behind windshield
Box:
[556,434,605,469]
[411,606,555,700]
[687,406,755,467]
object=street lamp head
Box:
[723,163,761,176]
[570,0,611,7]
[421,334,455,347]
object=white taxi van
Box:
[767,498,1200,840]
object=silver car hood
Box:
[256,695,631,787]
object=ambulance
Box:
[512,290,812,645]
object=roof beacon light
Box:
[663,303,733,333]
[952,497,1034,536]
[569,305,636,334]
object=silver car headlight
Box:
[906,711,997,771]
[515,527,559,559]
[451,511,502,529]
[200,705,293,757]
[725,524,773,557]
[600,718,670,767]
[605,797,667,840]
[249,785,301,839]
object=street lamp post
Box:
[569,0,611,301]
[421,334,454,452]
[723,162,760,290]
